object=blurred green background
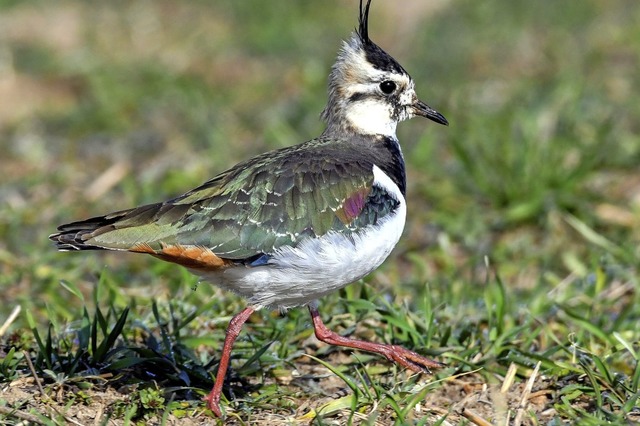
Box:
[1,0,639,422]
[1,0,637,318]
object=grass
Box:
[1,0,639,424]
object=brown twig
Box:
[22,350,46,398]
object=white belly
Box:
[194,166,406,310]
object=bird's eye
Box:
[379,80,397,94]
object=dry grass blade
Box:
[500,362,518,394]
[0,305,21,337]
[84,161,130,201]
[460,407,493,426]
[514,361,541,426]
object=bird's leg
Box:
[308,304,444,373]
[203,306,255,417]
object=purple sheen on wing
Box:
[343,191,366,220]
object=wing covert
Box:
[85,140,402,260]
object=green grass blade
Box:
[152,301,174,362]
[93,307,129,364]
[305,354,361,397]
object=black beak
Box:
[412,99,448,126]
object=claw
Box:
[387,344,445,373]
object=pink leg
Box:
[308,304,444,373]
[203,306,255,417]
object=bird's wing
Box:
[51,140,401,264]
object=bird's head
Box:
[321,0,448,137]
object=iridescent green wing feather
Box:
[70,139,399,260]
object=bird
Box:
[50,0,448,417]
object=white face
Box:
[322,35,425,137]
[343,74,416,137]
[339,49,416,137]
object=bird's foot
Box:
[308,304,444,374]
[203,391,222,417]
[382,344,445,374]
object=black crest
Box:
[358,0,373,45]
[356,0,406,74]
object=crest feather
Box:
[320,0,409,130]
[358,0,373,45]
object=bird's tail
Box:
[49,208,136,251]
